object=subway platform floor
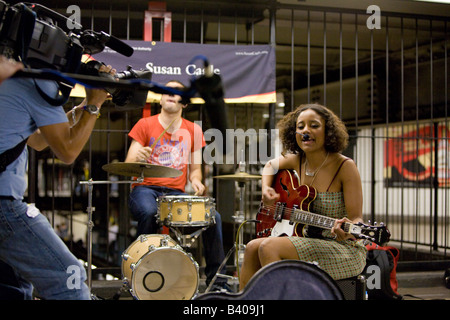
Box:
[90,269,449,301]
[397,270,449,300]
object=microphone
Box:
[80,31,134,57]
[105,34,134,57]
[296,132,310,141]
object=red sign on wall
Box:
[384,123,450,188]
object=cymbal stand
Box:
[233,181,246,269]
[233,151,247,270]
[79,175,143,291]
[205,181,247,293]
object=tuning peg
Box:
[359,234,375,242]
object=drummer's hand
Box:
[262,185,280,206]
[191,178,205,196]
[136,146,152,163]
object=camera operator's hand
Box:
[0,56,24,84]
[27,64,118,164]
[84,64,116,107]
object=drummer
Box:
[124,80,226,289]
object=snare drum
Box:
[157,195,216,227]
[121,234,199,300]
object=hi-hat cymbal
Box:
[213,172,261,182]
[102,162,182,178]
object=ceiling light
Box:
[413,0,450,4]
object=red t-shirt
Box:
[128,115,206,192]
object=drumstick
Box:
[150,117,177,151]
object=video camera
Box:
[0,1,150,108]
[79,60,152,111]
[0,1,229,132]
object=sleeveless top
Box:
[288,156,368,280]
[309,157,350,219]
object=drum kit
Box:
[80,161,260,300]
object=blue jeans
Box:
[128,186,226,284]
[0,199,90,300]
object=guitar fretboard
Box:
[291,207,351,233]
[269,202,351,233]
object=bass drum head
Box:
[121,234,176,281]
[131,246,199,300]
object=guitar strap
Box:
[326,158,350,191]
[0,138,28,173]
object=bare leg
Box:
[258,236,298,266]
[239,237,298,290]
[239,238,265,290]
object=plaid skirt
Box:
[288,191,367,280]
[288,236,367,280]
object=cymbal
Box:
[213,172,261,182]
[102,162,182,178]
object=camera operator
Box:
[0,62,115,300]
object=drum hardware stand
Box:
[233,181,247,270]
[79,176,143,291]
[205,180,247,294]
[233,154,248,271]
[169,226,209,248]
[205,153,263,294]
[204,217,259,294]
[111,282,130,300]
[204,244,238,293]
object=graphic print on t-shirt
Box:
[148,135,190,170]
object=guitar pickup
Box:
[289,204,299,225]
[274,202,286,222]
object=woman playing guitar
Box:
[239,103,368,290]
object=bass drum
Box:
[122,234,199,300]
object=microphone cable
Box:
[234,219,260,281]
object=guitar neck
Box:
[291,207,351,233]
[258,199,387,244]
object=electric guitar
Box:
[256,169,391,246]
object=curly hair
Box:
[278,103,349,156]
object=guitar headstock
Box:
[350,222,391,246]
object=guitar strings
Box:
[258,203,386,243]
[259,203,340,230]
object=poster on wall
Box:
[74,40,276,104]
[384,123,450,188]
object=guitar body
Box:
[256,169,317,238]
[255,170,391,244]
